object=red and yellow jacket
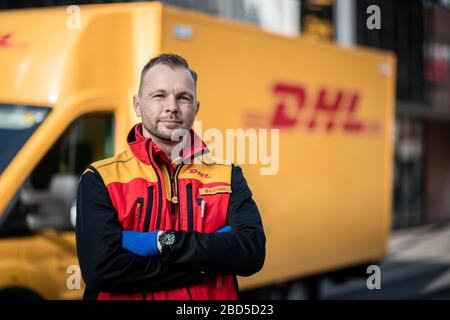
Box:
[76,124,266,300]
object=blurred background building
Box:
[1,0,449,229]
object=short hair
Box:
[138,53,198,95]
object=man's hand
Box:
[122,226,232,257]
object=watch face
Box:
[162,231,175,246]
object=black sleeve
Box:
[75,169,204,293]
[163,165,266,277]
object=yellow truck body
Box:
[0,3,396,299]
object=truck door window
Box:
[0,104,50,175]
[31,113,114,189]
[1,113,114,234]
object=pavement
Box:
[319,221,450,299]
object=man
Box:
[76,53,266,300]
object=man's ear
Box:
[195,101,200,116]
[133,94,141,118]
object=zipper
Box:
[135,197,144,231]
[150,161,183,230]
[172,156,192,300]
[146,141,164,231]
[186,183,194,231]
[172,164,184,230]
[143,186,153,232]
[171,163,184,204]
[147,158,162,231]
[165,163,176,216]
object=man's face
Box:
[133,64,199,141]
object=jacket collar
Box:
[127,123,208,166]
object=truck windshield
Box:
[0,104,50,175]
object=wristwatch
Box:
[158,230,177,256]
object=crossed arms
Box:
[75,165,266,294]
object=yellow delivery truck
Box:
[0,2,396,299]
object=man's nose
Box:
[163,95,179,113]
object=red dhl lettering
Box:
[186,168,213,178]
[244,82,380,134]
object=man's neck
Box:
[142,129,183,161]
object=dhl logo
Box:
[244,83,380,134]
[186,168,214,179]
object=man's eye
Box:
[154,94,164,98]
[179,96,191,101]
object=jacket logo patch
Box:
[187,168,214,178]
[199,186,231,196]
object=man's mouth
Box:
[159,119,182,128]
[160,119,181,123]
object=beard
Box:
[142,121,172,141]
[142,117,193,142]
